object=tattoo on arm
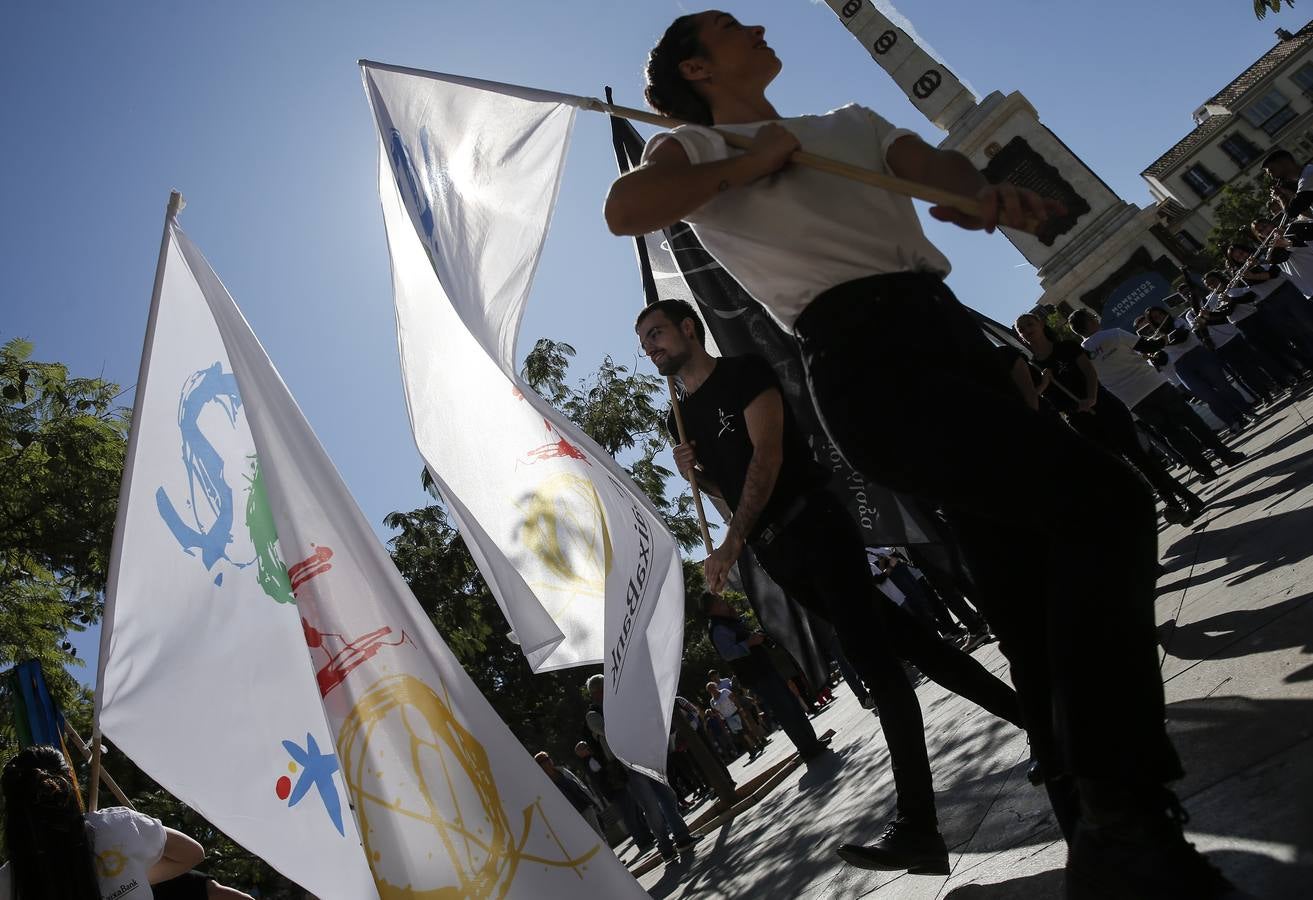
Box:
[728,390,785,543]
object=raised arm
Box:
[885,134,1065,233]
[604,126,798,236]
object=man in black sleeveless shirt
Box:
[637,299,1025,874]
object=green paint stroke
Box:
[244,455,295,604]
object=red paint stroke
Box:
[289,546,334,597]
[302,619,413,698]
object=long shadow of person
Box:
[1158,591,1313,680]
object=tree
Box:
[1,337,128,728]
[1253,0,1295,19]
[1205,179,1271,268]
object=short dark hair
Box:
[1203,269,1226,285]
[636,298,706,346]
[1068,309,1097,333]
[645,15,713,126]
[699,591,719,615]
[1263,148,1295,170]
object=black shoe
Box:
[1198,469,1219,484]
[836,818,949,874]
[1183,495,1205,518]
[659,848,677,863]
[674,836,698,858]
[1066,790,1235,899]
[1026,756,1044,787]
[800,735,834,761]
[1162,504,1194,526]
[1219,450,1245,467]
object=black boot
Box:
[1065,783,1235,899]
[836,817,949,875]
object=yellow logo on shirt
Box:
[96,848,127,878]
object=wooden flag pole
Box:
[65,724,134,809]
[90,189,185,812]
[666,379,717,556]
[589,99,990,223]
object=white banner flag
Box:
[96,223,379,899]
[177,224,648,899]
[361,62,686,779]
[102,215,645,893]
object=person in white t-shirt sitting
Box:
[1069,309,1244,482]
[0,746,253,900]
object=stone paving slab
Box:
[639,393,1313,899]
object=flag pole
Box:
[591,99,991,223]
[603,88,717,557]
[89,189,184,812]
[356,61,993,225]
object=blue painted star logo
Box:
[281,734,345,836]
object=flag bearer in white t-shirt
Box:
[605,11,1233,896]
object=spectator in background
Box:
[535,751,606,839]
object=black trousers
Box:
[752,490,1023,827]
[793,273,1182,793]
[1131,383,1231,477]
[1064,393,1197,509]
[741,663,823,755]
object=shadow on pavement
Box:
[1159,505,1313,591]
[1157,591,1313,668]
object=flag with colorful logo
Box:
[361,61,686,780]
[95,220,378,899]
[178,219,647,898]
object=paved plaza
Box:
[638,392,1313,899]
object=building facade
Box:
[1143,22,1313,258]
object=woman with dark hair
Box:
[606,11,1230,896]
[1013,313,1202,524]
[0,746,251,900]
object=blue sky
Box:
[2,0,1298,678]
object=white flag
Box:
[105,215,647,898]
[96,224,378,899]
[362,62,686,779]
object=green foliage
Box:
[1205,179,1271,267]
[1,336,128,745]
[1253,0,1295,19]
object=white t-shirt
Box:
[1153,317,1203,365]
[0,807,167,900]
[1208,287,1258,324]
[710,688,741,727]
[1185,308,1239,348]
[1081,328,1167,409]
[1244,264,1287,300]
[1277,243,1313,297]
[643,104,952,333]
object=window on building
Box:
[1293,62,1313,93]
[1182,163,1224,199]
[1175,230,1204,253]
[1219,132,1261,167]
[1242,87,1297,135]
